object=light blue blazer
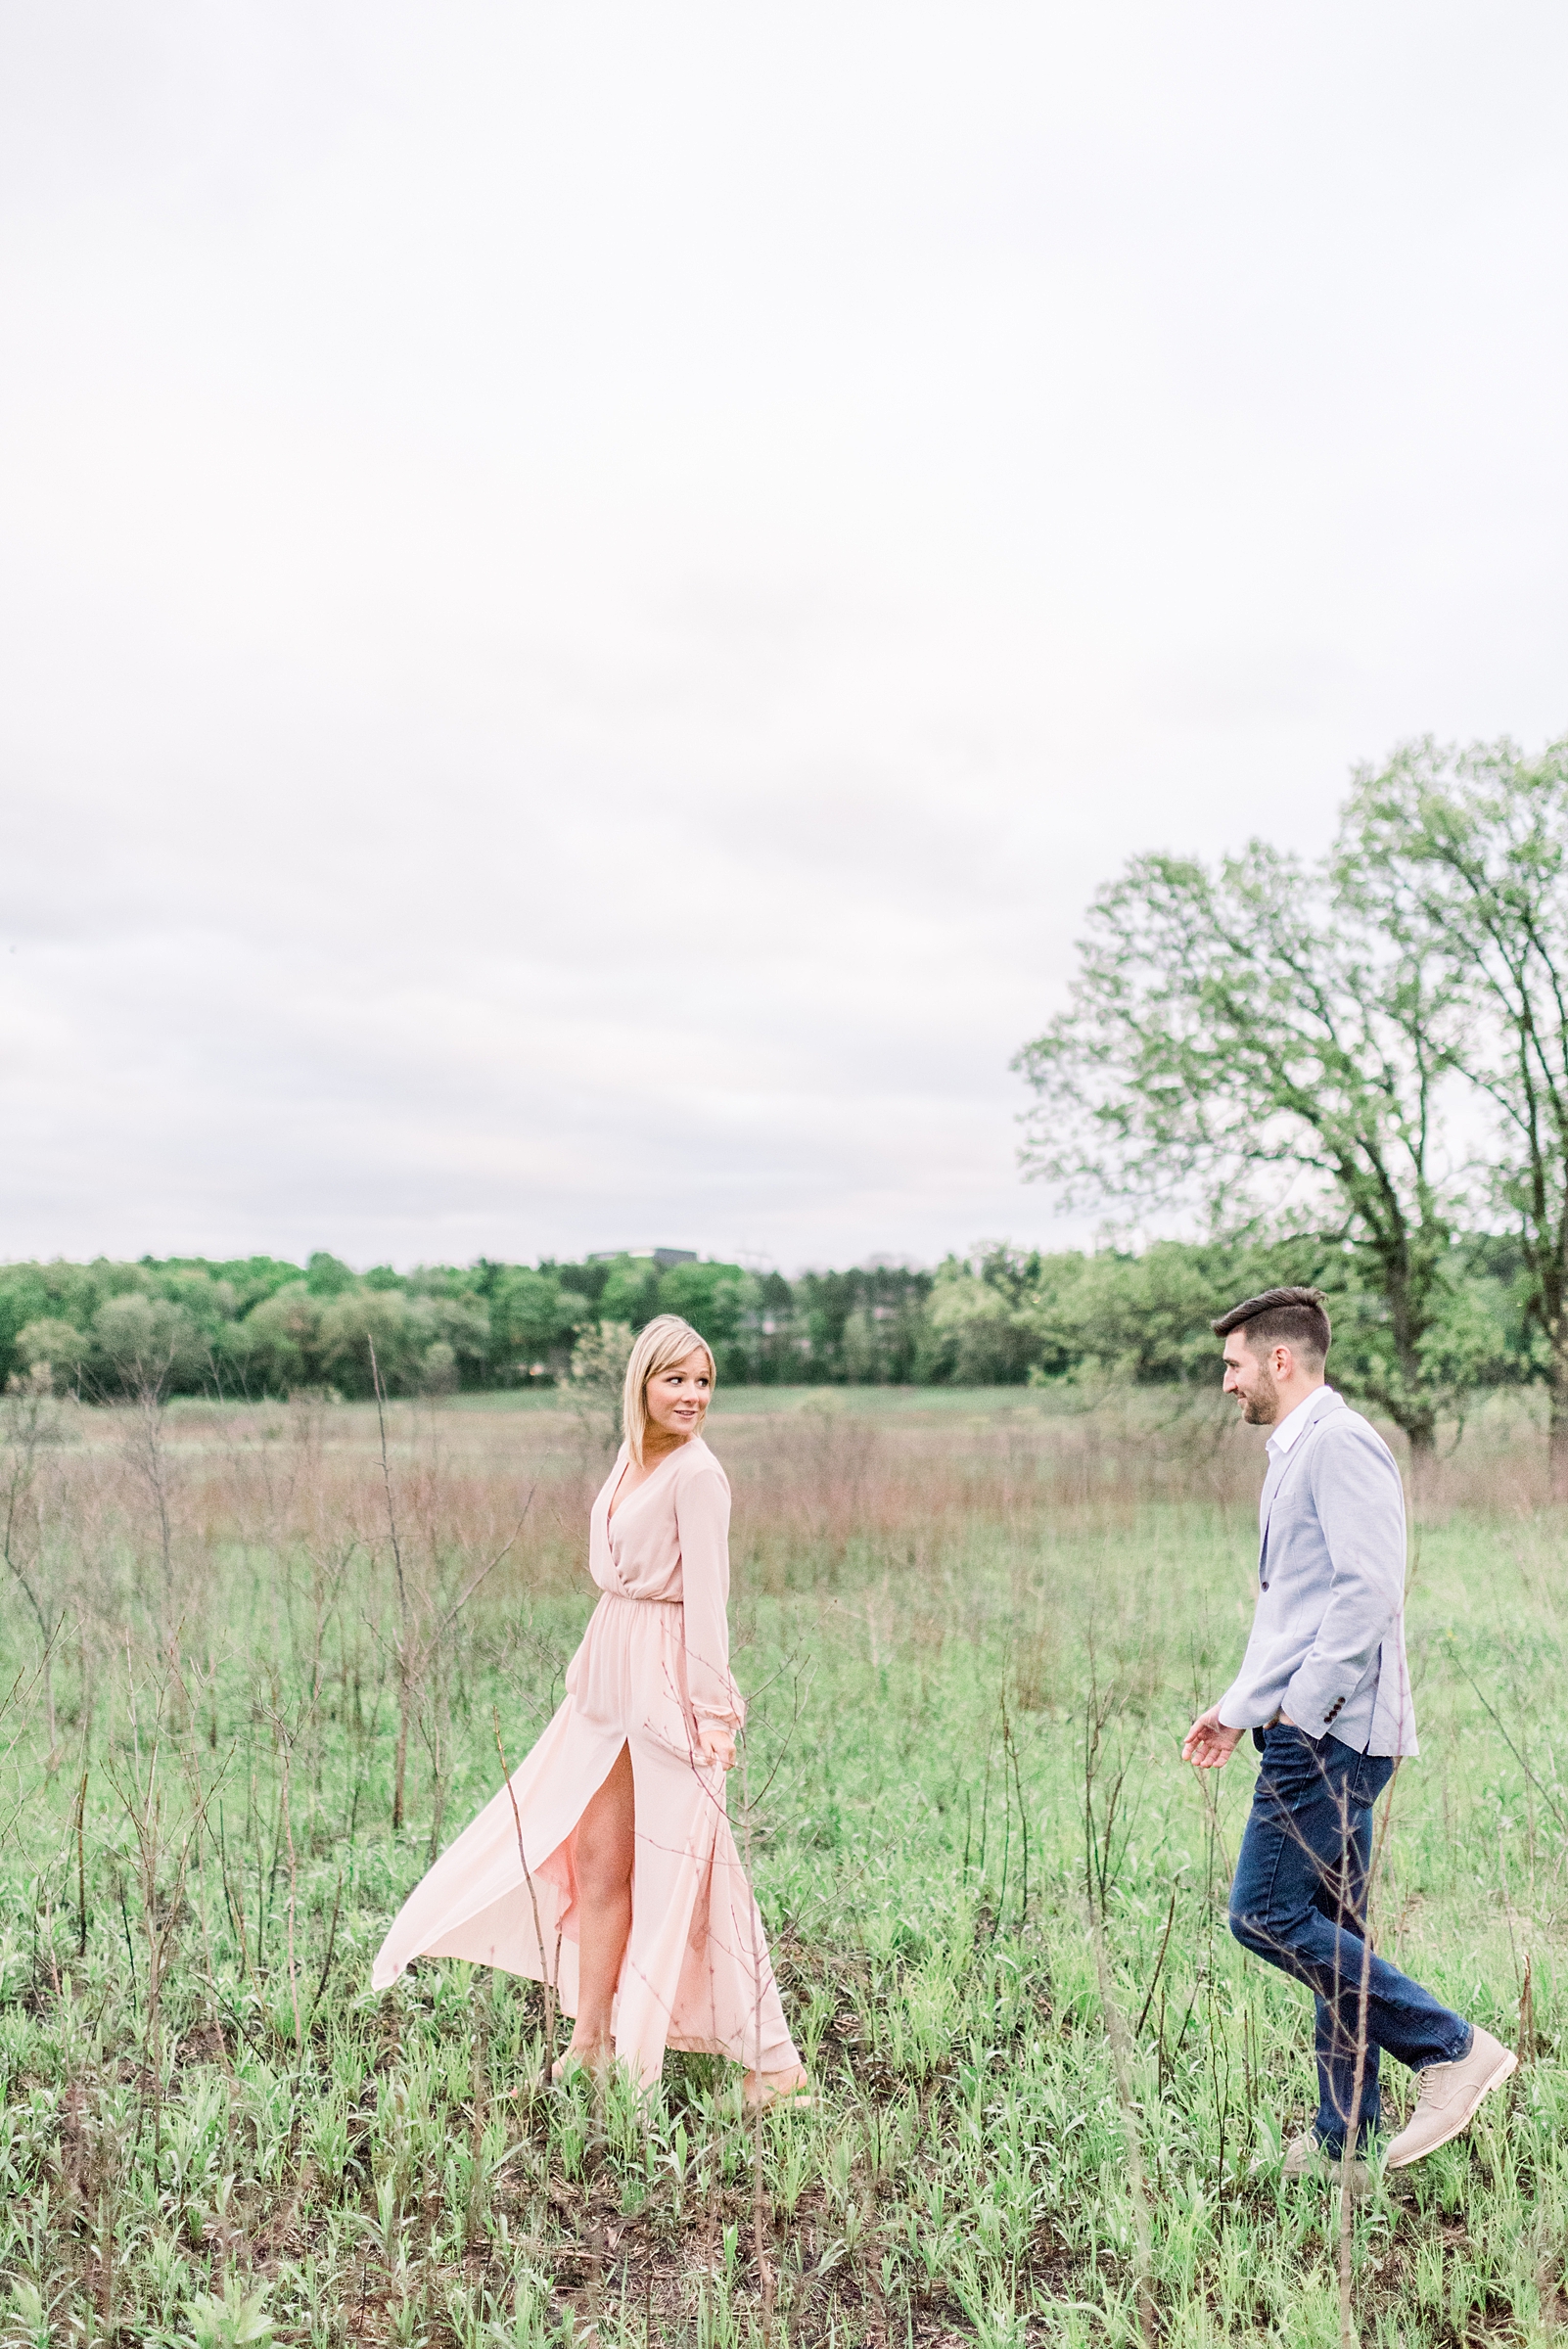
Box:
[1217,1386,1417,1757]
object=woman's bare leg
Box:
[563,1741,635,2066]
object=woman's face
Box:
[644,1347,712,1442]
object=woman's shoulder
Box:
[674,1436,729,1492]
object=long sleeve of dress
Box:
[675,1459,745,1733]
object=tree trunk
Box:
[1405,1423,1437,1516]
[1549,1337,1568,1504]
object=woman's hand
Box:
[698,1726,736,1772]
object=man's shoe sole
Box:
[1384,2045,1519,2170]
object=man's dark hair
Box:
[1211,1285,1331,1364]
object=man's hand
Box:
[1182,1703,1244,1771]
[698,1726,736,1772]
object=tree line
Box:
[1016,733,1568,1487]
[0,1226,1541,1417]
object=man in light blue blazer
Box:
[1182,1287,1515,2178]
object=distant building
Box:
[588,1248,699,1272]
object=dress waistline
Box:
[595,1585,682,1609]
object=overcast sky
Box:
[3,4,1567,1273]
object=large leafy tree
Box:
[1340,736,1568,1494]
[1013,840,1476,1452]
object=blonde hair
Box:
[622,1314,716,1464]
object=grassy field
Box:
[0,1378,1563,2347]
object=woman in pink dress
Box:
[371,1313,807,2104]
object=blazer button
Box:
[1261,1581,1268,1590]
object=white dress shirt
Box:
[1267,1385,1327,1459]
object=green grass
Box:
[0,1386,1562,2345]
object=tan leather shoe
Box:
[1282,2134,1371,2194]
[1384,2027,1518,2170]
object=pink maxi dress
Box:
[371,1435,802,2086]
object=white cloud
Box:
[3,1,1567,1268]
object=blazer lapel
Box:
[1257,1453,1287,1577]
[1257,1388,1343,1576]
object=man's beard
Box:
[1241,1367,1279,1425]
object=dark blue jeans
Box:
[1228,1726,1471,2151]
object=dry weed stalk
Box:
[0,1369,70,1763]
[108,1351,182,1604]
[368,1339,536,1830]
[1083,1661,1156,2346]
[1321,1753,1402,2349]
[105,1638,224,2159]
[739,1730,775,2323]
[493,1706,559,2094]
